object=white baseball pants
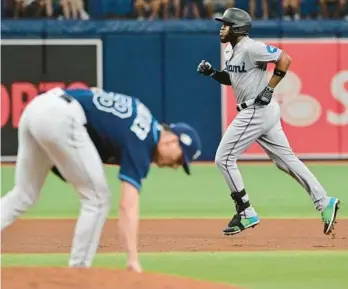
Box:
[1,88,111,267]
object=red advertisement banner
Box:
[222,39,348,159]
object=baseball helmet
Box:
[215,8,252,36]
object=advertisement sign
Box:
[1,39,103,161]
[221,39,348,160]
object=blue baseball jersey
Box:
[64,88,160,191]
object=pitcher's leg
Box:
[1,114,52,230]
[258,122,340,234]
[215,107,261,235]
[34,116,111,267]
[68,180,110,268]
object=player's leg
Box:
[30,96,111,267]
[215,104,279,235]
[257,121,340,235]
[1,105,52,230]
[42,138,111,267]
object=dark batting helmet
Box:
[215,8,252,36]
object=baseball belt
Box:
[60,93,74,103]
[236,99,255,112]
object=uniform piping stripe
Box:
[225,107,256,192]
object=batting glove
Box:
[197,60,216,76]
[255,86,274,106]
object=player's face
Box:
[155,139,184,169]
[219,23,232,43]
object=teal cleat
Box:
[321,197,340,235]
[223,214,260,236]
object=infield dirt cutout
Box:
[2,219,348,289]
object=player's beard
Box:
[220,36,229,43]
[152,148,168,167]
[220,31,234,44]
[219,27,229,43]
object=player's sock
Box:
[318,197,331,213]
[243,207,258,218]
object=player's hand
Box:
[197,60,216,76]
[127,261,143,273]
[255,86,274,106]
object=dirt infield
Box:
[2,267,242,289]
[2,219,348,253]
[2,219,348,289]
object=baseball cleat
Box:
[223,214,260,236]
[321,197,340,235]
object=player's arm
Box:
[211,69,232,85]
[249,42,291,105]
[249,42,292,86]
[118,181,142,272]
[197,60,232,85]
[256,51,291,105]
[117,145,150,273]
[267,51,292,89]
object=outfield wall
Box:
[1,20,348,161]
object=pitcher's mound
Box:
[2,267,243,289]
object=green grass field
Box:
[1,162,347,289]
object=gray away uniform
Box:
[215,37,330,217]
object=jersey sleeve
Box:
[118,142,151,192]
[248,41,283,63]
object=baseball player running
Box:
[1,87,202,272]
[197,8,340,236]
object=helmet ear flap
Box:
[229,25,250,36]
[230,26,240,35]
[229,26,242,36]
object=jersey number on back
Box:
[93,91,133,119]
[93,91,151,141]
[130,102,152,141]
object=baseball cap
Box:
[169,122,202,175]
